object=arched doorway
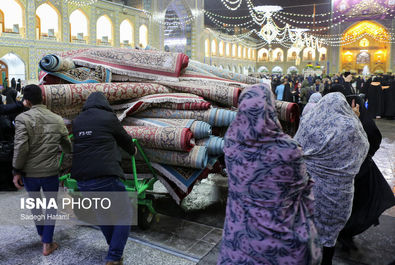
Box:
[0,53,26,86]
[0,60,8,88]
[257,66,268,73]
[287,66,298,74]
[164,0,192,57]
[340,21,390,74]
[272,66,283,75]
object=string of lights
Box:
[220,0,243,11]
[203,10,251,20]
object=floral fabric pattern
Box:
[123,126,193,151]
[218,83,322,265]
[294,92,369,247]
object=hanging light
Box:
[254,5,282,44]
[64,0,98,7]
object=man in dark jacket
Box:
[72,92,136,265]
[0,100,24,191]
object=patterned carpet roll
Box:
[41,83,173,117]
[40,66,112,84]
[196,136,225,156]
[112,93,210,121]
[275,101,300,123]
[156,80,241,107]
[39,54,75,72]
[135,108,236,127]
[152,157,220,204]
[123,126,194,151]
[71,48,189,81]
[122,117,212,139]
[139,146,208,169]
[275,101,300,136]
[188,60,262,85]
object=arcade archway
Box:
[163,0,192,57]
[0,53,26,85]
[340,21,390,74]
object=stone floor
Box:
[0,119,394,265]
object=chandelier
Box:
[64,0,98,7]
[253,5,323,50]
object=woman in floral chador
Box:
[218,83,322,265]
[294,92,369,265]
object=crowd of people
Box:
[269,73,395,120]
[0,71,394,265]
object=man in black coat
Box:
[0,100,24,191]
[1,85,17,105]
[72,92,136,265]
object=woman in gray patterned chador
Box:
[294,92,369,265]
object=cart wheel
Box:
[138,195,156,230]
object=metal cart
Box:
[59,138,158,230]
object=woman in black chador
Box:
[366,77,384,118]
[384,78,395,119]
[338,95,395,250]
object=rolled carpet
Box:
[188,59,262,85]
[71,48,189,81]
[275,100,300,123]
[39,54,75,72]
[196,136,225,156]
[40,66,112,84]
[41,83,173,117]
[122,117,212,139]
[152,157,220,204]
[138,146,208,169]
[156,79,241,107]
[275,101,300,136]
[135,108,237,127]
[123,126,194,152]
[112,93,210,121]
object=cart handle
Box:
[131,139,157,193]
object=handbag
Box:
[0,141,14,162]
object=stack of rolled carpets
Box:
[38,48,300,205]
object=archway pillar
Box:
[61,1,69,42]
[329,23,342,74]
[114,12,120,47]
[88,6,97,45]
[26,1,36,40]
[391,19,395,72]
